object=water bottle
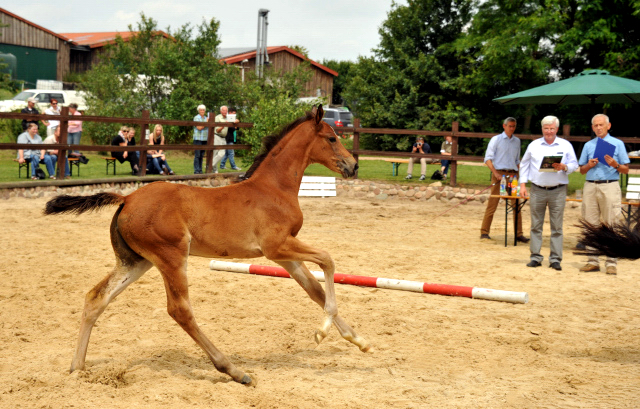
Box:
[500,175,507,196]
[511,176,518,197]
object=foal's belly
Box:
[188,239,264,259]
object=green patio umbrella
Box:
[494,69,640,106]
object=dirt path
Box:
[1,195,638,408]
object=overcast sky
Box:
[5,1,406,62]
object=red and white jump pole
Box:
[209,260,529,304]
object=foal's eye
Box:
[328,137,337,143]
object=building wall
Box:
[0,43,57,87]
[267,51,334,101]
[0,10,69,83]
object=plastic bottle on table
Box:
[500,175,507,196]
[511,176,518,197]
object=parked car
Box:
[322,108,353,133]
[0,89,87,112]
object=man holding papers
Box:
[578,114,630,275]
[519,116,578,271]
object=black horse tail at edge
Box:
[577,218,640,261]
[44,193,125,216]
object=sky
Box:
[4,0,407,62]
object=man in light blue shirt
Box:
[519,116,578,270]
[577,114,630,275]
[480,117,528,242]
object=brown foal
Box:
[44,106,370,386]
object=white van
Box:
[0,89,87,112]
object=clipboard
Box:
[539,155,563,172]
[594,137,615,167]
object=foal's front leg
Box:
[267,236,370,352]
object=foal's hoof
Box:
[239,374,257,387]
[359,343,373,353]
[314,330,327,345]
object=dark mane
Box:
[241,111,315,180]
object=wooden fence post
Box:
[353,118,360,179]
[450,121,459,186]
[205,113,217,173]
[138,110,150,176]
[57,106,69,179]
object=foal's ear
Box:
[313,104,324,125]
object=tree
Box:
[454,0,640,136]
[80,14,317,161]
[81,14,234,145]
[342,0,477,151]
[322,59,356,106]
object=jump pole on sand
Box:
[209,260,529,304]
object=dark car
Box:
[322,108,353,126]
[322,108,353,133]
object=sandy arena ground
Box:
[1,192,639,408]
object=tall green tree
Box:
[322,59,356,106]
[454,0,640,136]
[342,0,477,151]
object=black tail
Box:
[578,219,640,260]
[44,193,125,216]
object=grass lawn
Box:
[0,141,586,194]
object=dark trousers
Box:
[193,140,206,174]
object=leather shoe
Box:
[517,236,530,243]
[480,234,491,240]
[579,264,600,272]
[549,262,562,271]
[527,260,541,267]
[606,266,617,275]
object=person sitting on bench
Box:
[111,126,140,175]
[44,126,71,179]
[405,137,431,181]
[17,123,54,179]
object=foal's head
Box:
[243,105,358,179]
[307,105,358,177]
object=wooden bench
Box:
[68,157,81,176]
[624,176,640,226]
[382,158,410,176]
[104,157,117,175]
[14,158,32,178]
[298,176,336,197]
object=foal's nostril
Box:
[354,163,359,172]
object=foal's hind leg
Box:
[153,252,254,386]
[70,259,152,372]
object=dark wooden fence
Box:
[2,111,639,185]
[347,118,640,186]
[0,108,253,179]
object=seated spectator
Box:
[111,126,140,175]
[43,126,71,179]
[17,123,54,179]
[147,124,175,175]
[405,136,431,181]
[439,134,453,178]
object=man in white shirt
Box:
[519,116,578,271]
